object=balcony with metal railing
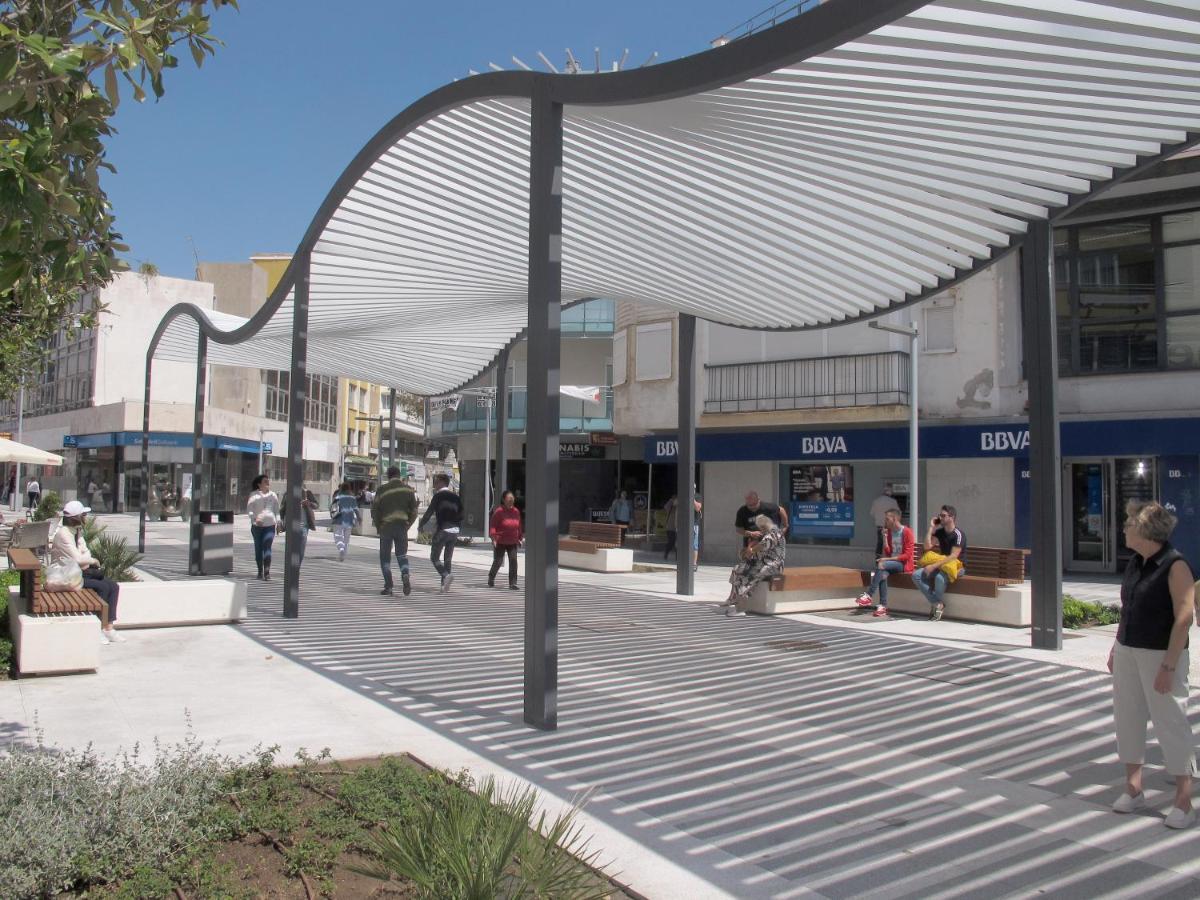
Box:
[704,351,910,414]
[430,386,614,436]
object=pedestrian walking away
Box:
[26,476,40,515]
[373,466,417,596]
[1108,500,1196,830]
[913,504,966,620]
[857,506,915,617]
[723,514,786,616]
[246,474,280,580]
[662,494,678,560]
[734,490,789,548]
[280,490,318,567]
[609,490,632,543]
[419,472,463,592]
[52,500,124,644]
[488,490,524,589]
[329,482,360,561]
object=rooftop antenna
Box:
[640,50,658,67]
[594,46,600,73]
[536,51,558,73]
[564,47,581,74]
[618,48,629,70]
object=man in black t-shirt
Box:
[734,491,789,548]
[914,504,967,620]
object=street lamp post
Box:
[869,320,920,531]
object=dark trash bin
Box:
[192,510,234,576]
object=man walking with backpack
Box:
[419,472,464,592]
[373,466,418,596]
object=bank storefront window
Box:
[1055,210,1200,375]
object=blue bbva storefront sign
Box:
[644,418,1200,463]
[66,431,262,454]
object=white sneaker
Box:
[443,573,454,592]
[1165,806,1196,829]
[726,607,746,617]
[104,629,126,643]
[99,630,111,644]
[1112,791,1146,814]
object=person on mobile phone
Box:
[913,504,967,621]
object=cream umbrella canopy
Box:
[0,438,63,466]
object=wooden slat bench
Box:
[854,545,1032,626]
[558,521,633,572]
[744,566,867,615]
[8,547,109,623]
[6,547,105,675]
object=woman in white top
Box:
[51,500,124,643]
[247,474,280,580]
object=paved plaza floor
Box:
[3,516,1198,898]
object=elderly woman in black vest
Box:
[1108,500,1196,829]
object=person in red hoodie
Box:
[488,490,524,589]
[856,506,915,618]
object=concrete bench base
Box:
[876,583,1031,627]
[8,588,100,676]
[745,582,860,615]
[559,547,634,573]
[116,579,247,628]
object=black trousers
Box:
[83,572,119,622]
[488,543,519,585]
[663,529,677,559]
[431,530,456,576]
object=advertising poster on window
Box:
[789,464,855,539]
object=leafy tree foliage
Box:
[0,0,237,401]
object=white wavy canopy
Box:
[152,0,1200,396]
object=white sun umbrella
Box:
[0,437,63,466]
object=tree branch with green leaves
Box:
[0,0,237,401]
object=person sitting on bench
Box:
[51,500,124,644]
[723,514,787,618]
[857,506,915,618]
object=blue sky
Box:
[105,1,775,279]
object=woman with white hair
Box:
[723,513,787,617]
[1109,500,1195,829]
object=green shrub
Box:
[31,490,60,522]
[0,732,242,898]
[81,518,143,582]
[353,774,608,900]
[1062,594,1120,629]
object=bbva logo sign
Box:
[800,436,847,455]
[980,430,1030,451]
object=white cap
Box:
[62,500,91,517]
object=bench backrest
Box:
[11,520,50,552]
[567,521,623,546]
[7,546,42,600]
[964,546,1027,583]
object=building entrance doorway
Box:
[1063,457,1156,573]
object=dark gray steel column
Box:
[138,354,152,553]
[1021,220,1063,650]
[283,251,311,619]
[188,333,208,575]
[495,345,509,494]
[676,314,697,595]
[523,83,562,730]
[388,388,397,471]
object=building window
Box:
[263,371,338,431]
[561,298,615,334]
[0,297,98,418]
[635,321,673,381]
[1055,210,1200,375]
[922,303,955,353]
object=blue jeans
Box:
[868,559,905,606]
[914,566,961,606]
[251,524,275,572]
[379,523,410,589]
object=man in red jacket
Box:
[856,506,915,618]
